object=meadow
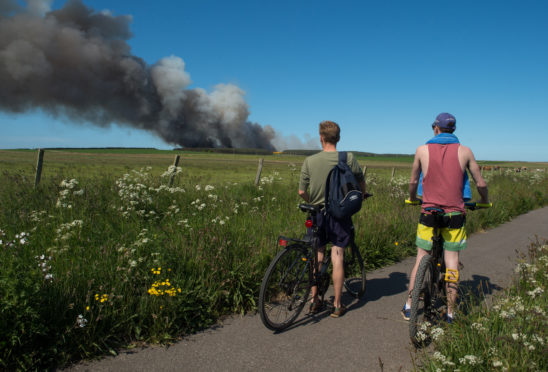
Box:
[418,239,547,371]
[0,149,547,370]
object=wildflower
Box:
[395,241,399,246]
[459,355,482,365]
[76,314,88,328]
[94,294,109,303]
[492,360,503,367]
[205,185,214,191]
[431,327,445,341]
[527,287,544,298]
[86,306,90,311]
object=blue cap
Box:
[432,113,456,130]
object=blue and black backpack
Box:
[324,152,363,219]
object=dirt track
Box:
[65,207,548,372]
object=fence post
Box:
[169,154,180,186]
[255,158,264,186]
[34,149,44,188]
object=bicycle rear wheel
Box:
[258,245,312,331]
[343,243,366,299]
[409,254,435,347]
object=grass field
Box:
[0,148,547,370]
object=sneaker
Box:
[401,305,410,321]
[330,305,347,318]
[446,315,454,324]
[309,300,323,314]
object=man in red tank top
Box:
[402,113,489,323]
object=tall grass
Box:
[0,165,547,370]
[417,240,547,371]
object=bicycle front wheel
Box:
[409,254,435,347]
[343,243,366,299]
[258,245,312,331]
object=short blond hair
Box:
[319,121,340,144]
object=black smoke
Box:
[0,0,277,150]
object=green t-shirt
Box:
[299,151,365,206]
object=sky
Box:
[1,0,547,161]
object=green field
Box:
[1,148,547,370]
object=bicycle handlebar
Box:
[404,199,492,210]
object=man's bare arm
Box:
[463,147,489,203]
[409,147,423,200]
[298,189,310,203]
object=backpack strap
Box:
[339,151,347,165]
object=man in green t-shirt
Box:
[298,120,366,317]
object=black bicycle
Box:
[258,201,369,331]
[405,200,492,346]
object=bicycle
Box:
[405,199,492,347]
[258,199,370,331]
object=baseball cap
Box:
[432,113,456,130]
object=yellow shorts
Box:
[416,213,467,252]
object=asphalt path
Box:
[66,207,548,372]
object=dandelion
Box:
[395,241,399,246]
[95,294,109,303]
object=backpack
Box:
[324,152,363,219]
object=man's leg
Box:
[331,245,344,308]
[405,247,430,309]
[443,250,459,317]
[310,245,326,306]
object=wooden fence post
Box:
[255,158,264,186]
[34,149,44,188]
[169,154,180,186]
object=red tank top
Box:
[422,143,465,214]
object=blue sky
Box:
[1,0,547,161]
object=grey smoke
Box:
[0,0,285,150]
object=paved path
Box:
[66,207,548,372]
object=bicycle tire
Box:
[343,243,366,299]
[258,245,312,331]
[409,254,435,347]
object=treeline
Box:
[178,148,413,158]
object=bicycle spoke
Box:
[409,255,435,347]
[259,246,311,331]
[343,244,366,299]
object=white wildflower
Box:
[431,327,445,341]
[527,287,544,298]
[76,314,88,328]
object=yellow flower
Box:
[86,306,90,311]
[395,242,399,246]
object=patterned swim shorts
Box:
[415,212,467,252]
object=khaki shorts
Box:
[415,212,467,252]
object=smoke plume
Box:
[0,0,279,150]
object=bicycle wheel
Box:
[409,254,435,347]
[343,243,366,299]
[258,245,312,331]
